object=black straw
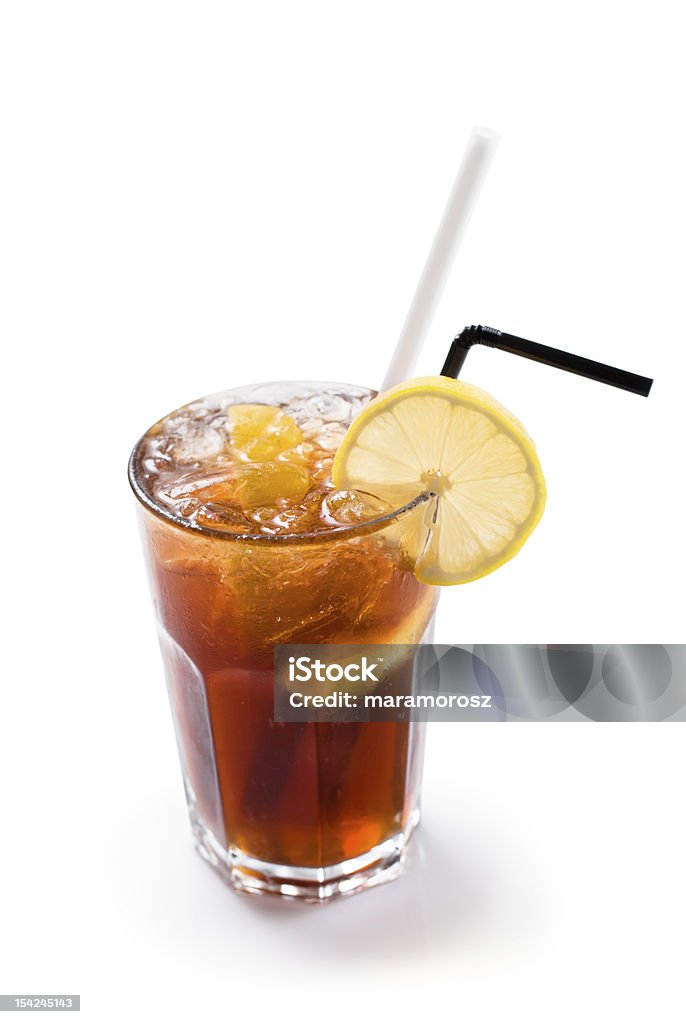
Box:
[441,325,653,397]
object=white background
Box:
[1,2,684,1021]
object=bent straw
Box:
[381,126,500,392]
[441,325,653,397]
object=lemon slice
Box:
[227,404,303,461]
[332,376,546,585]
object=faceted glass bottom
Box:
[188,803,421,904]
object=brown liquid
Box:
[132,383,436,869]
[143,514,435,867]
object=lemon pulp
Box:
[332,376,546,585]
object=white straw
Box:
[381,126,500,391]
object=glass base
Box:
[189,807,421,904]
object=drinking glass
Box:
[129,381,437,901]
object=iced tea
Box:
[129,382,437,900]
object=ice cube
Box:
[173,497,201,519]
[246,506,281,536]
[227,405,303,461]
[315,423,348,452]
[269,492,327,534]
[298,417,325,438]
[164,470,237,502]
[311,455,334,487]
[194,503,254,533]
[235,462,312,509]
[173,426,225,464]
[322,489,392,526]
[275,441,317,466]
[300,393,352,422]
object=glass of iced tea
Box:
[129,381,437,902]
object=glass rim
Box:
[127,380,433,546]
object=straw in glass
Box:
[382,126,500,391]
